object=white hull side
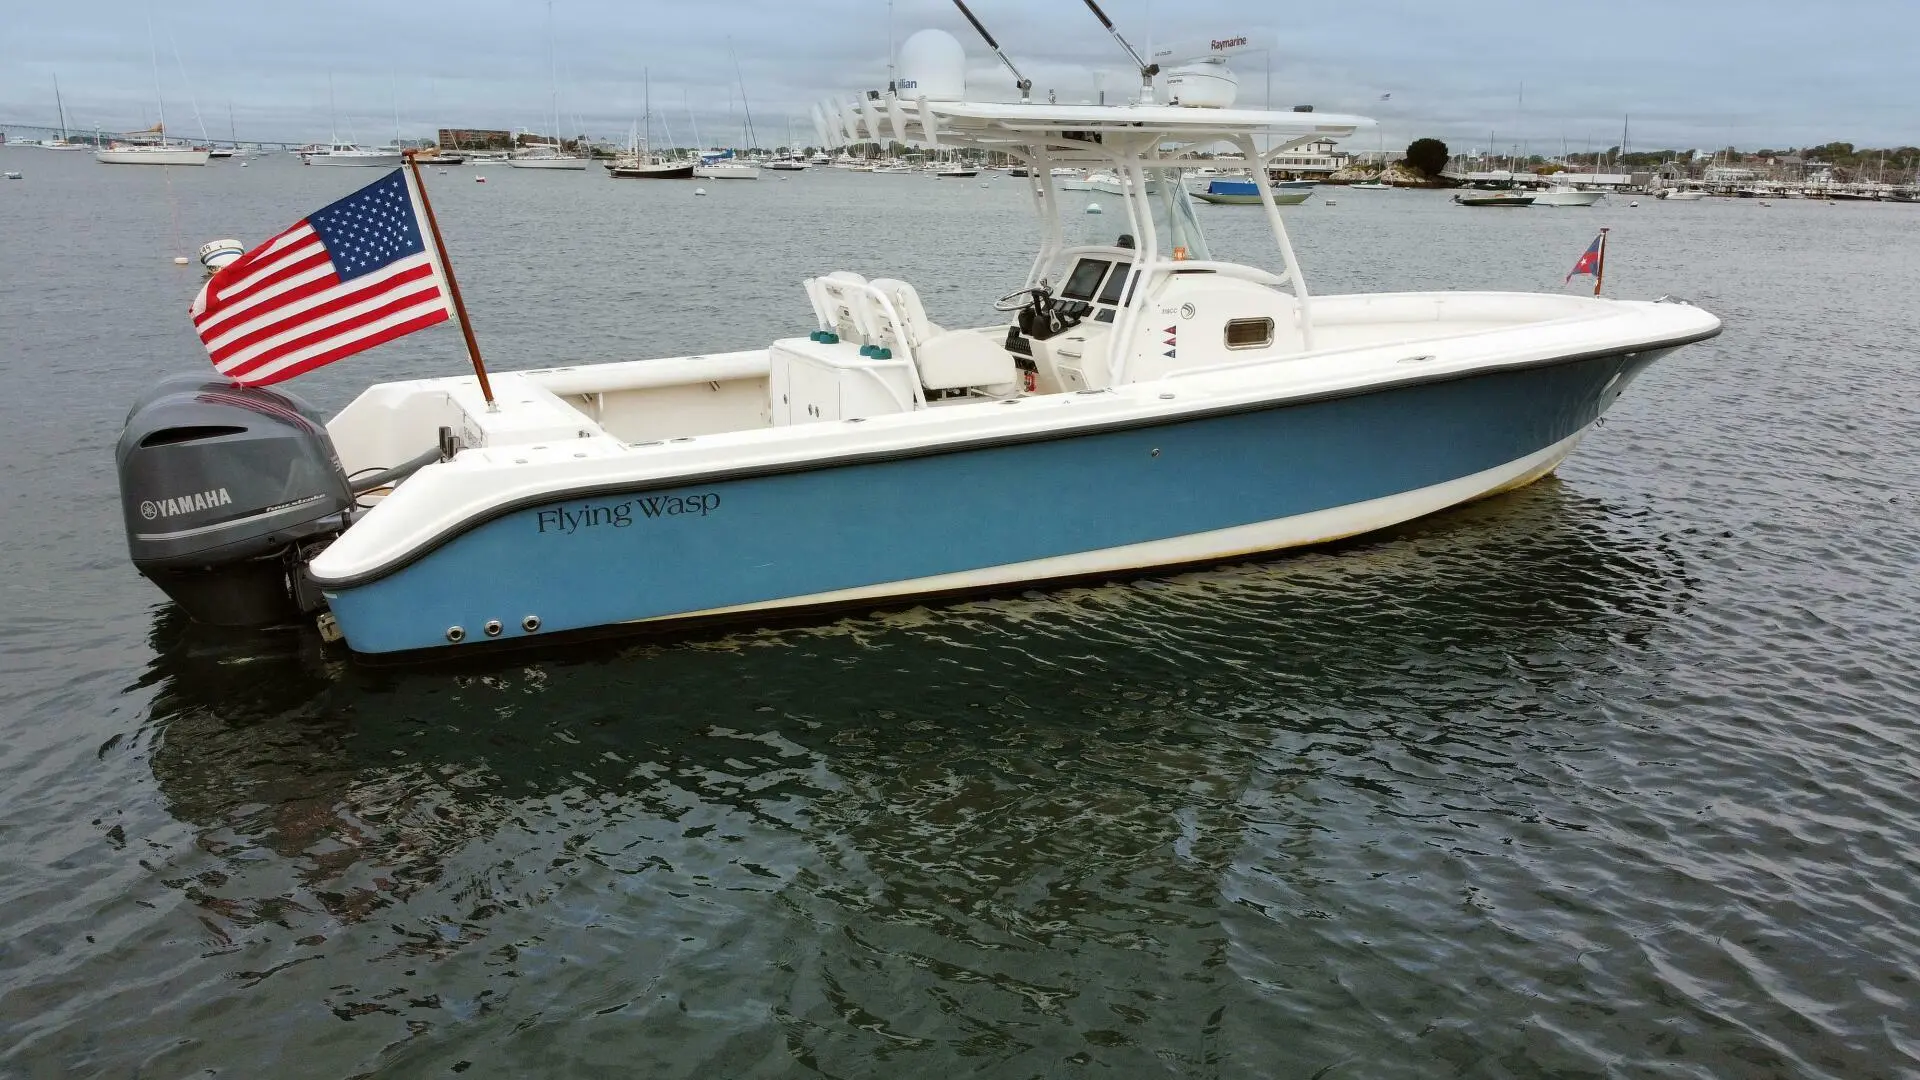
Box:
[1662,191,1707,201]
[95,148,210,166]
[693,164,761,179]
[307,153,406,167]
[1532,190,1606,207]
[629,428,1588,625]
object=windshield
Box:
[1052,168,1212,262]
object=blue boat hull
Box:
[322,351,1660,654]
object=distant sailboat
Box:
[609,71,695,179]
[765,115,809,169]
[510,0,589,170]
[42,75,87,150]
[206,103,237,158]
[694,45,761,179]
[95,21,209,166]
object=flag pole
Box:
[1594,227,1609,297]
[404,150,495,408]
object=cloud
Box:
[1,0,1913,151]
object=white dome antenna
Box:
[1151,35,1257,109]
[898,29,967,101]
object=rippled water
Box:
[3,148,1919,1078]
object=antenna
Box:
[1077,0,1157,104]
[948,0,1031,103]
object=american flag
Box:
[191,168,454,386]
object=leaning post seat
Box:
[866,278,1019,394]
[804,270,876,344]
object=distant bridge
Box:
[0,121,308,150]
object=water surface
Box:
[2,149,1918,1078]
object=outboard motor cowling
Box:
[117,374,355,627]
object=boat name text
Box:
[536,492,723,535]
[140,487,233,520]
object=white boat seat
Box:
[867,278,946,347]
[807,271,873,342]
[803,277,834,333]
[868,278,1017,392]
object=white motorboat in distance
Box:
[508,145,590,170]
[115,27,1720,658]
[1531,183,1606,207]
[306,143,405,167]
[693,157,760,179]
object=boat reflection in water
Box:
[130,477,1686,1074]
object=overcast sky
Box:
[2,0,1912,153]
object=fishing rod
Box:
[947,0,1031,103]
[1078,0,1158,104]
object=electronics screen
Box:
[1061,258,1112,302]
[1097,263,1131,306]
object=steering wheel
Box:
[994,280,1052,312]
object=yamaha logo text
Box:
[140,487,233,520]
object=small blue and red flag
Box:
[1564,230,1608,294]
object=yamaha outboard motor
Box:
[117,373,356,627]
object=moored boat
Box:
[508,144,590,169]
[43,75,88,150]
[96,143,211,166]
[1454,191,1535,207]
[114,27,1720,658]
[1192,177,1310,205]
[609,74,695,179]
[693,151,760,179]
[612,158,697,179]
[306,143,405,167]
[1530,184,1605,207]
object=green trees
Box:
[1404,138,1449,177]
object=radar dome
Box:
[1153,35,1256,108]
[1164,57,1239,108]
[897,29,966,101]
